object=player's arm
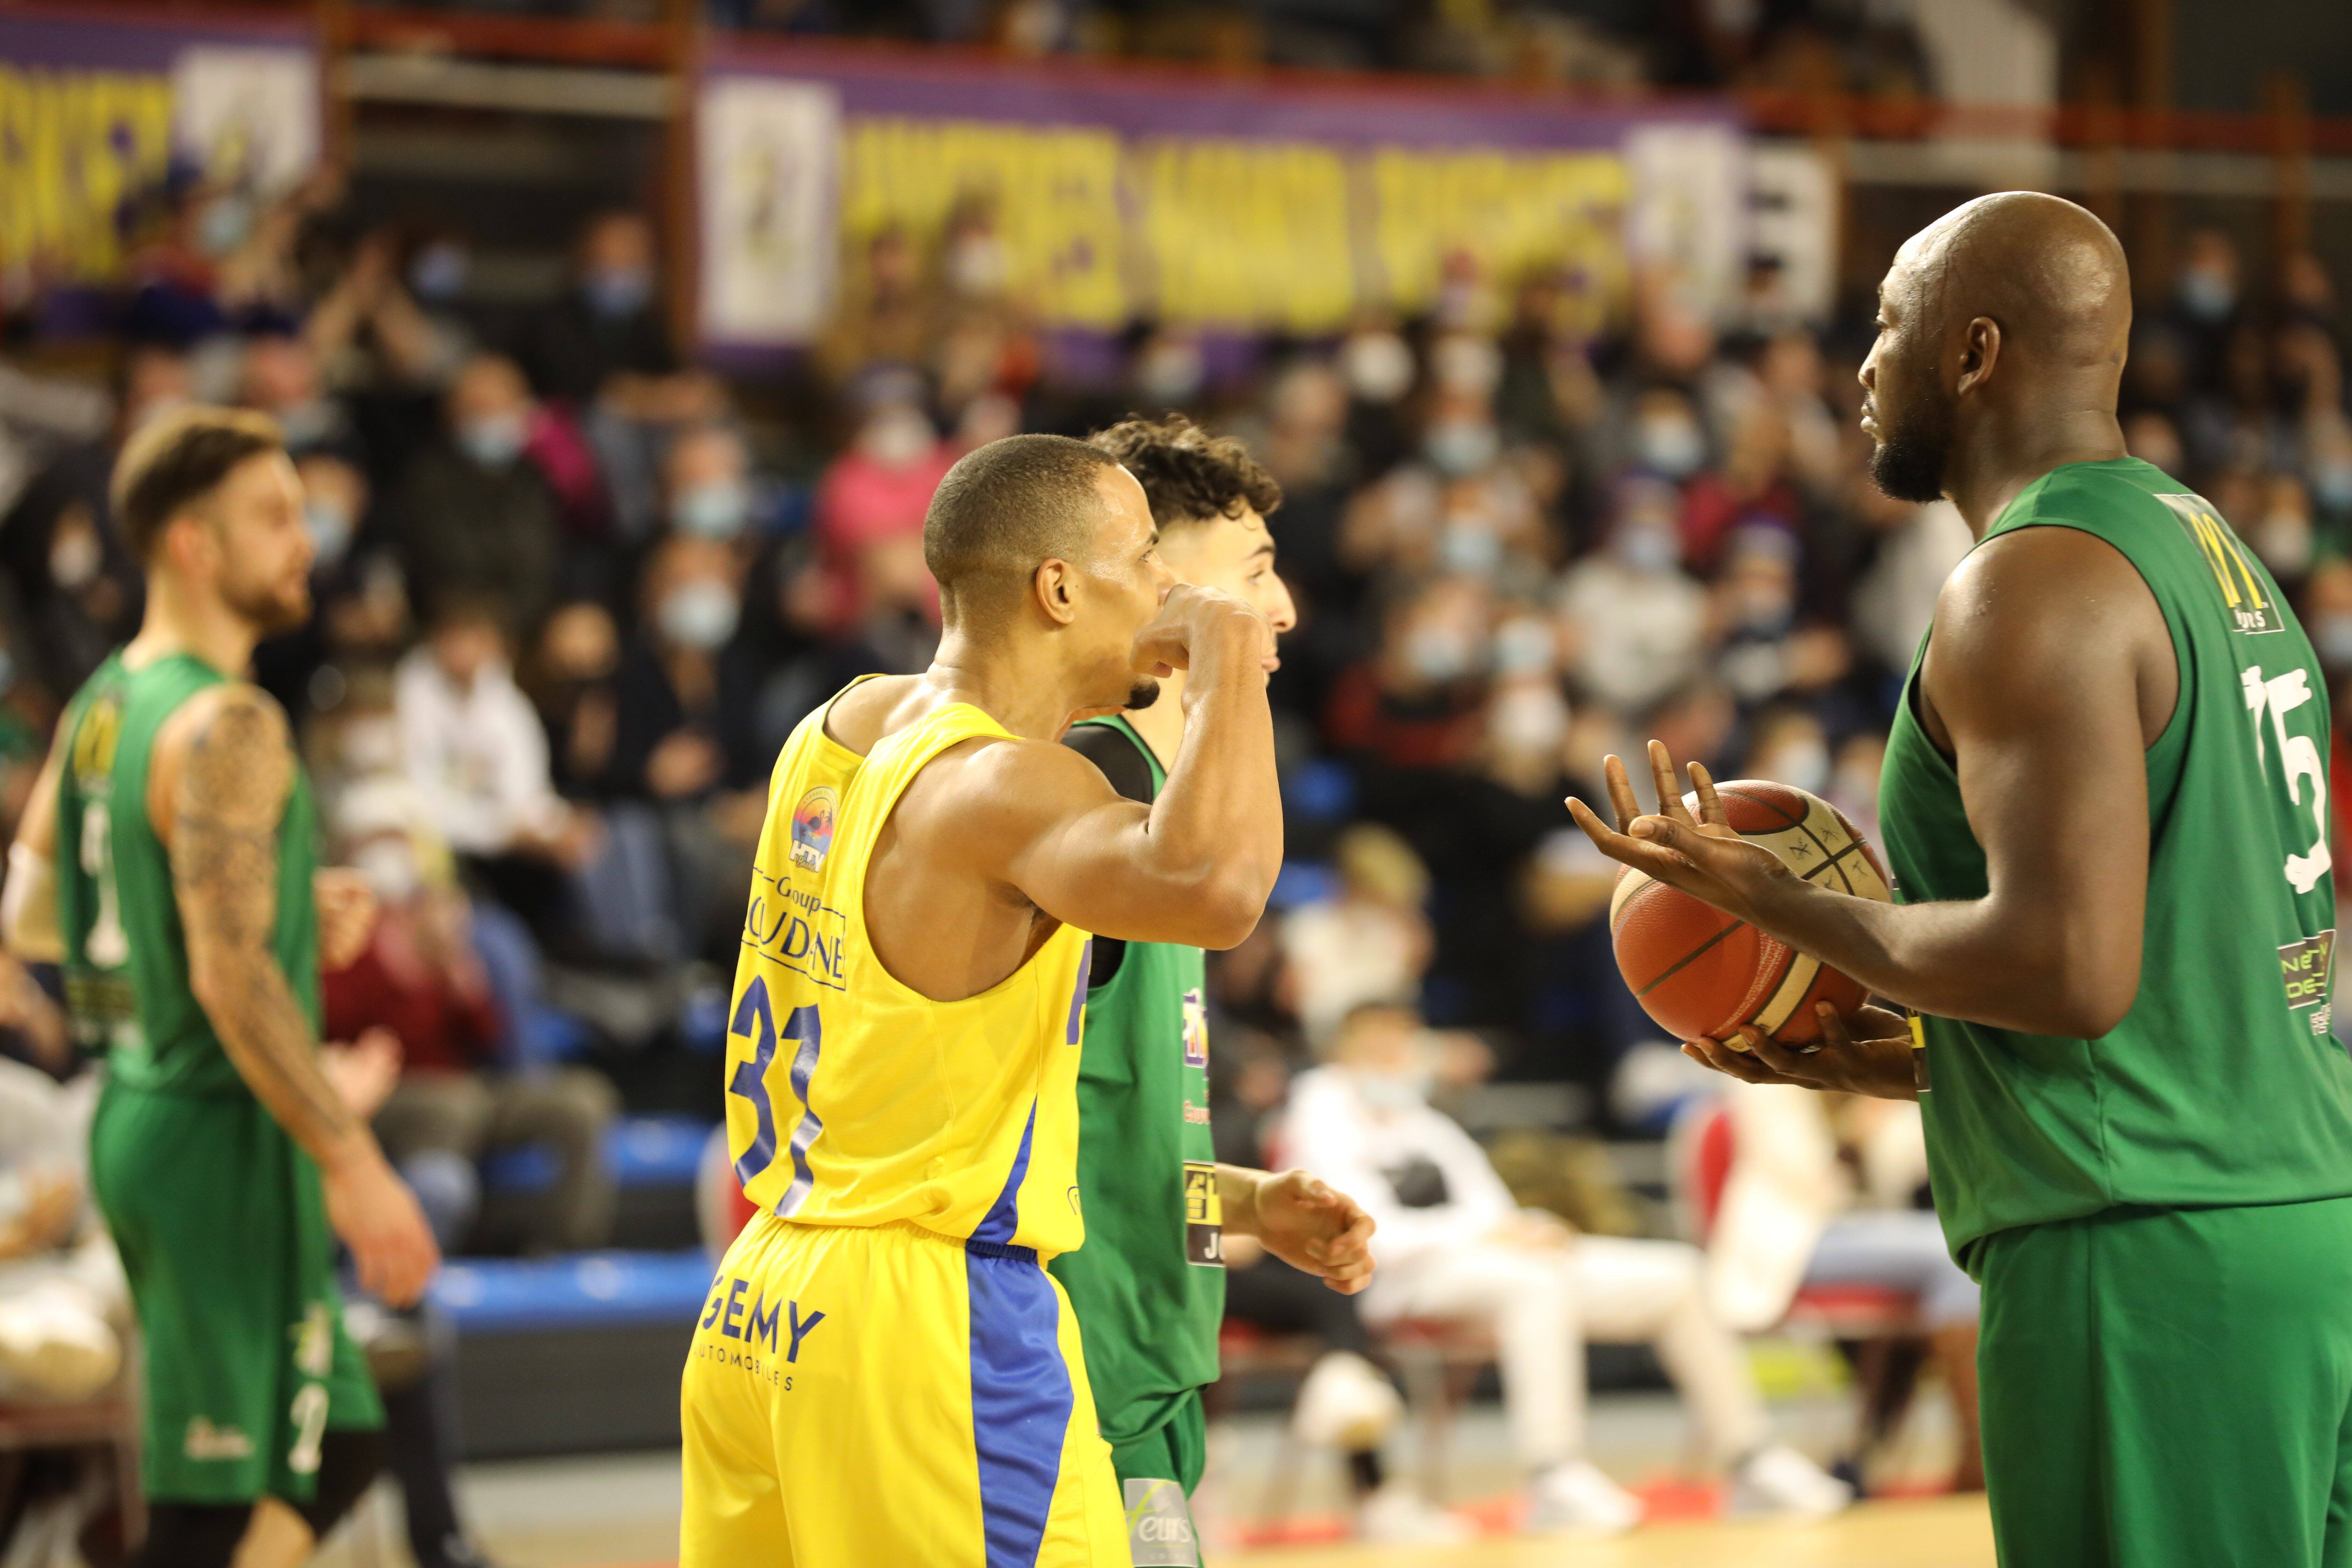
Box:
[1,738,68,961]
[1216,1164,1377,1294]
[163,684,439,1304]
[949,586,1283,949]
[1572,528,2160,1061]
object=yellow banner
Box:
[838,115,1633,333]
[0,65,175,281]
[1369,146,1630,332]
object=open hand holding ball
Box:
[1568,742,1893,1050]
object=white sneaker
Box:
[1290,1351,1402,1450]
[1356,1483,1473,1545]
[1727,1445,1855,1520]
[1524,1460,1644,1536]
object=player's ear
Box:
[1956,315,2002,398]
[1033,558,1079,627]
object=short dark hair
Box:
[109,406,283,560]
[923,434,1122,625]
[1087,414,1281,532]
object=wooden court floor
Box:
[1224,1497,1995,1568]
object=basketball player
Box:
[681,435,1370,1567]
[4,408,439,1568]
[1571,192,2352,1566]
[1053,416,1388,1559]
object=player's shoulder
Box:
[153,679,295,794]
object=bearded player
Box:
[4,408,438,1568]
[1053,416,1378,1561]
[682,435,1374,1568]
[1572,192,2352,1566]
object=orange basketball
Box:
[1608,780,1894,1048]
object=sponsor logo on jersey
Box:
[1122,1478,1200,1567]
[2160,494,2285,636]
[2281,929,2336,1036]
[1182,1160,1224,1267]
[1180,986,1208,1069]
[789,786,838,870]
[184,1417,253,1461]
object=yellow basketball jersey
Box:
[726,684,1094,1257]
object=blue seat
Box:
[479,1114,719,1195]
[430,1249,714,1332]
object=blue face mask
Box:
[196,195,253,258]
[585,267,653,318]
[2315,612,2352,670]
[304,499,355,564]
[409,244,469,302]
[1614,524,1680,574]
[2177,268,2235,323]
[1424,421,1499,477]
[672,480,750,541]
[458,413,527,468]
[2312,461,2352,514]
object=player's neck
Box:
[923,633,1098,741]
[1947,402,2128,538]
[122,576,261,680]
[1124,667,1185,770]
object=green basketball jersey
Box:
[1048,716,1224,1449]
[1879,458,2352,1264]
[55,650,321,1095]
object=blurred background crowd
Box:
[2,0,2351,1553]
[7,158,2351,1163]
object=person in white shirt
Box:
[394,598,597,945]
[1282,1000,1852,1534]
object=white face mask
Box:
[341,716,400,774]
[1348,1064,1433,1111]
[1342,331,1415,404]
[48,518,100,590]
[658,580,741,651]
[305,498,356,564]
[1634,414,1705,478]
[1613,523,1680,574]
[355,840,420,904]
[1424,420,1499,477]
[1758,737,1830,794]
[858,410,936,471]
[1492,684,1568,755]
[672,479,750,541]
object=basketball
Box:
[1608,780,1894,1048]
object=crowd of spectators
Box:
[4,160,2352,1180]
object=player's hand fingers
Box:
[1743,1028,1826,1082]
[1814,1002,1856,1052]
[1689,761,1728,829]
[1682,1037,1779,1084]
[1602,754,1642,831]
[1648,740,1696,824]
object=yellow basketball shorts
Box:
[680,1212,1126,1568]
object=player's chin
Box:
[1124,677,1162,711]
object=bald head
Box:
[1862,193,2135,505]
[1895,191,2131,371]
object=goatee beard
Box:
[1125,680,1161,711]
[1868,428,1951,505]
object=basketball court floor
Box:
[308,1388,1991,1568]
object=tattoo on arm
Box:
[171,688,360,1164]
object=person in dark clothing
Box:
[393,355,559,632]
[512,212,681,411]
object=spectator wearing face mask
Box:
[394,354,560,631]
[1326,574,1494,770]
[517,211,684,413]
[1278,825,1434,1048]
[395,598,600,943]
[812,390,952,634]
[1556,478,1707,714]
[1283,1001,1854,1535]
[606,534,760,803]
[664,422,760,547]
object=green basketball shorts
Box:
[1976,1196,2352,1568]
[90,1080,382,1505]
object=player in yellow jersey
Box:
[680,434,1372,1568]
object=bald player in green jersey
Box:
[5,409,438,1568]
[1054,416,1376,1564]
[1572,192,2352,1566]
